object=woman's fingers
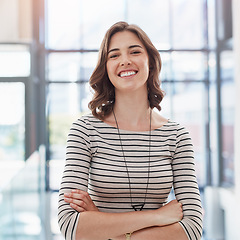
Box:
[70,203,85,212]
[71,189,92,203]
[64,189,99,212]
[164,199,183,220]
[64,197,87,209]
[155,199,183,226]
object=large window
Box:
[220,50,234,185]
[0,44,30,183]
[0,44,31,239]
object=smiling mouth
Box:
[119,71,137,78]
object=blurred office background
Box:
[0,0,239,239]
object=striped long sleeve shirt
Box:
[58,113,203,240]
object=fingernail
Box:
[64,193,70,197]
[72,190,77,192]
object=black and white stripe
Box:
[58,114,203,240]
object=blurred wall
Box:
[0,0,32,42]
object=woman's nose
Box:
[120,55,131,66]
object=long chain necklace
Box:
[112,109,152,211]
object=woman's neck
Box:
[112,91,151,131]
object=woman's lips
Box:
[118,70,138,77]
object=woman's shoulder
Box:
[164,120,190,134]
[74,112,94,125]
[74,112,106,130]
[153,112,189,135]
[78,112,94,122]
[152,111,179,130]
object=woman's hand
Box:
[155,199,183,226]
[64,189,99,212]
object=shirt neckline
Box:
[98,117,171,133]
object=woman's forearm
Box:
[64,190,184,240]
[75,200,183,240]
[76,210,157,240]
[113,223,188,240]
[76,201,184,240]
[132,223,188,240]
[66,194,182,240]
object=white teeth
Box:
[120,71,137,77]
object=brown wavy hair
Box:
[88,21,164,120]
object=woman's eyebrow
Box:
[129,44,143,49]
[108,48,119,54]
[108,44,143,54]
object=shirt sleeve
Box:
[172,125,203,240]
[58,117,92,240]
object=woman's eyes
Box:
[108,50,141,59]
[131,50,141,54]
[109,54,119,59]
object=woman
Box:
[58,21,203,240]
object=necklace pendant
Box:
[132,203,145,211]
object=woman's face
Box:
[106,31,149,94]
